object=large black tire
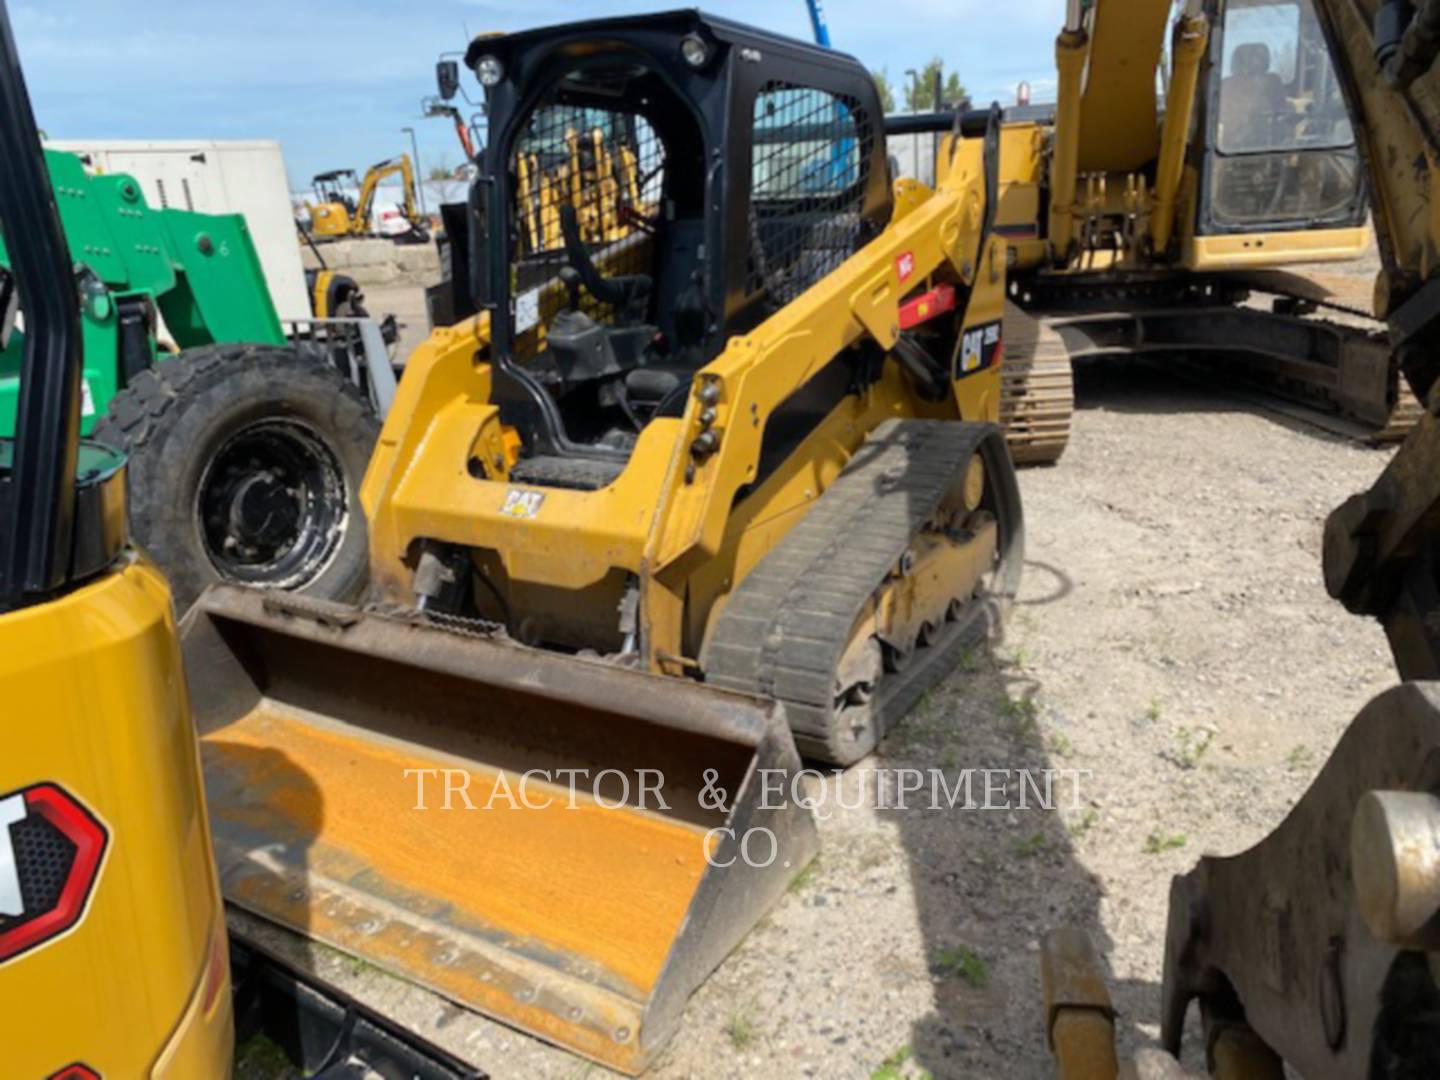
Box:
[93,343,380,613]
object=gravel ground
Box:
[235,278,1400,1079]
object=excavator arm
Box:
[353,155,424,236]
[1313,0,1440,399]
[1047,0,1210,263]
[1316,0,1440,671]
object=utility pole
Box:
[402,126,426,217]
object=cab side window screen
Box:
[748,83,871,310]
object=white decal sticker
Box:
[515,288,541,335]
[960,327,983,373]
[500,488,545,519]
[0,794,26,918]
[80,379,95,418]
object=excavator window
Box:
[747,83,871,312]
[1203,0,1363,230]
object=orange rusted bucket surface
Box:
[182,586,817,1074]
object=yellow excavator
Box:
[0,4,233,1073]
[307,153,429,242]
[1042,0,1440,1073]
[892,0,1411,464]
[182,11,1020,1073]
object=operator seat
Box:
[1220,43,1287,151]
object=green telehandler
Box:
[0,148,397,608]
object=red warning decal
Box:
[0,783,109,964]
[896,251,916,283]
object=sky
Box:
[11,2,1062,192]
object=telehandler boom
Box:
[183,11,1021,1072]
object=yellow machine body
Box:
[307,201,352,239]
[997,0,1372,275]
[981,0,1398,464]
[1,559,232,1079]
[307,154,425,240]
[188,135,1007,1077]
[184,14,1020,1073]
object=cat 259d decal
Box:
[957,320,1002,379]
[0,783,108,963]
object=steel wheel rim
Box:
[195,418,348,589]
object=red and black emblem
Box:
[0,782,108,964]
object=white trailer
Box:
[48,139,310,321]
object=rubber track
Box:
[705,419,996,762]
[1001,301,1073,466]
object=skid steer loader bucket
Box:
[181,586,818,1074]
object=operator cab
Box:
[453,11,889,483]
[1197,0,1364,234]
[313,170,359,215]
[506,67,705,441]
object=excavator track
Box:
[705,419,1023,764]
[1001,301,1075,466]
[1009,273,1425,445]
[1230,268,1422,443]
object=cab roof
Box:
[463,9,867,81]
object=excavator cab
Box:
[312,169,360,215]
[469,10,890,475]
[1197,0,1365,235]
[308,169,360,238]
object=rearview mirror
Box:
[437,60,460,101]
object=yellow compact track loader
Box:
[183,11,1021,1072]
